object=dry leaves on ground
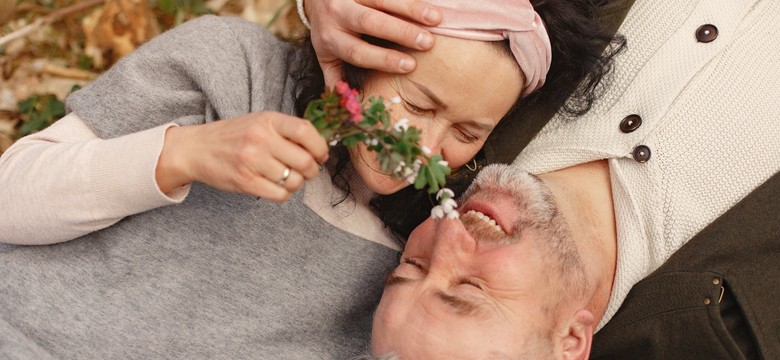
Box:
[0,0,305,154]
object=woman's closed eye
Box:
[402,99,434,116]
[452,126,480,144]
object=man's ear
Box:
[559,309,595,360]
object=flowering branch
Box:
[304,81,459,219]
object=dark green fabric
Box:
[483,0,636,164]
[592,171,780,359]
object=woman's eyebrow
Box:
[409,80,449,110]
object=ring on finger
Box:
[277,167,291,186]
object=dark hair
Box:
[292,0,626,241]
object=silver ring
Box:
[277,167,291,186]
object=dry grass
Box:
[0,0,307,153]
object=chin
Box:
[361,168,409,195]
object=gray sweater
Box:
[0,16,398,359]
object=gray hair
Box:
[462,164,589,310]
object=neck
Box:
[537,160,617,323]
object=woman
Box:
[0,0,621,358]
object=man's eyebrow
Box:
[409,80,449,110]
[436,291,482,316]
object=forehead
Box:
[405,35,523,119]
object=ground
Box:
[0,0,306,154]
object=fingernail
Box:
[422,8,441,24]
[416,32,434,49]
[399,58,414,72]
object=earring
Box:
[465,158,478,172]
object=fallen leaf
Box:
[82,0,160,69]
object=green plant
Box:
[15,85,81,138]
[305,81,460,219]
[155,0,211,25]
[16,94,66,138]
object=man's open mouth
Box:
[463,209,506,235]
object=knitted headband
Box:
[422,0,552,96]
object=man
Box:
[300,0,780,357]
[372,162,615,359]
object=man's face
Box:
[372,166,580,359]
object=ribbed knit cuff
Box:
[296,0,312,29]
[89,123,190,218]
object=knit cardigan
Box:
[513,0,780,330]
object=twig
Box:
[41,64,98,80]
[0,0,106,47]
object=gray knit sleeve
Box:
[66,15,299,139]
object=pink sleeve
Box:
[0,113,190,245]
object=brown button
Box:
[620,114,642,133]
[632,145,651,163]
[712,278,720,285]
[704,298,712,305]
[696,24,718,43]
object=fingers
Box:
[343,2,436,51]
[274,116,330,165]
[243,160,306,202]
[308,0,442,77]
[319,33,418,79]
[184,112,329,202]
[358,0,442,26]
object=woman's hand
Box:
[303,0,442,86]
[157,112,329,201]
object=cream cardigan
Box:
[514,0,780,330]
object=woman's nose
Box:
[418,122,447,158]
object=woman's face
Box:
[350,36,523,194]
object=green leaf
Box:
[414,166,428,190]
[425,167,440,193]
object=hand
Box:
[304,0,442,86]
[157,112,329,202]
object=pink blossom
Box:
[335,81,363,124]
[335,80,351,96]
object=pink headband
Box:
[422,0,552,96]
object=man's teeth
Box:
[465,210,506,235]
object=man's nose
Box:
[430,219,478,263]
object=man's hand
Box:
[303,0,442,86]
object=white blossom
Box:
[441,198,458,213]
[329,139,339,146]
[446,209,460,219]
[431,205,445,219]
[421,145,432,156]
[438,160,449,168]
[412,159,422,171]
[388,96,401,105]
[393,118,410,132]
[394,161,407,175]
[436,188,455,201]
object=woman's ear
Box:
[559,309,595,360]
